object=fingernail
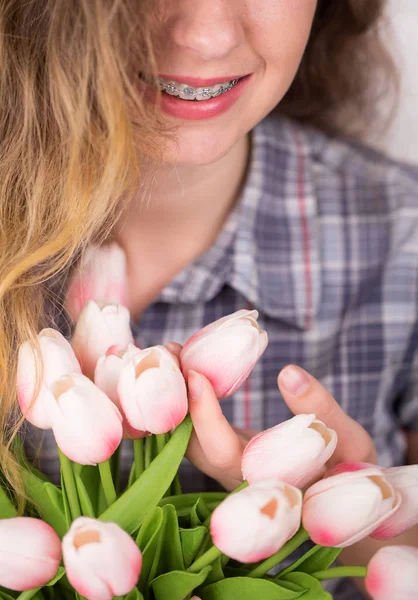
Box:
[279,365,311,396]
[188,370,203,400]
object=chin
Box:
[162,127,245,167]
[161,123,247,166]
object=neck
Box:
[114,134,250,248]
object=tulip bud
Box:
[0,517,61,591]
[242,414,337,488]
[65,242,129,323]
[118,346,188,435]
[63,517,142,600]
[95,345,147,439]
[365,546,418,600]
[302,463,401,547]
[371,465,418,540]
[72,301,134,378]
[210,479,302,563]
[180,309,268,398]
[47,374,123,465]
[17,329,81,429]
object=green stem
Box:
[98,460,117,507]
[187,545,223,573]
[112,444,121,495]
[155,433,166,455]
[248,528,310,578]
[171,472,182,495]
[133,438,144,480]
[232,480,249,494]
[58,449,81,521]
[144,435,153,469]
[311,566,367,580]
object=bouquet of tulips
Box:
[3,243,417,600]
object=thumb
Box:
[277,365,376,465]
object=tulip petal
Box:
[242,414,337,488]
[17,330,81,429]
[65,242,129,323]
[72,301,133,378]
[63,517,141,600]
[365,546,418,600]
[211,480,302,563]
[303,468,401,547]
[49,375,123,465]
[0,518,61,591]
[371,465,418,539]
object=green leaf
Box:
[22,470,67,538]
[295,548,342,575]
[136,508,164,594]
[158,505,184,573]
[151,567,211,600]
[204,556,224,586]
[158,492,227,511]
[278,546,342,579]
[281,572,332,599]
[74,472,95,518]
[125,589,144,600]
[136,506,164,549]
[99,416,193,533]
[190,498,211,527]
[0,591,18,600]
[198,577,306,599]
[0,484,17,518]
[180,526,207,568]
[16,568,65,600]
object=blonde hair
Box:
[0,0,163,508]
[0,0,395,508]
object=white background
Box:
[374,0,418,163]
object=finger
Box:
[186,370,243,488]
[164,341,182,358]
[164,341,182,367]
[231,426,259,445]
[277,365,376,465]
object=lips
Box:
[138,72,252,120]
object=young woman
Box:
[1,1,417,598]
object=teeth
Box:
[148,76,240,100]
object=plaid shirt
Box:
[24,114,418,599]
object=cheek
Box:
[246,0,317,65]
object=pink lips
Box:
[140,73,252,121]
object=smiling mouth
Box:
[139,73,245,101]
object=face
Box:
[140,0,318,166]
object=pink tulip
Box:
[180,309,268,398]
[302,463,401,547]
[242,414,337,488]
[371,465,418,540]
[72,300,134,378]
[46,374,123,464]
[63,517,141,600]
[0,517,61,591]
[95,344,147,438]
[16,328,81,429]
[365,546,418,600]
[65,242,129,323]
[118,345,188,434]
[210,479,302,563]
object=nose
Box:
[168,0,243,61]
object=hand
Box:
[166,339,377,490]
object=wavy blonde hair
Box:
[0,0,395,508]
